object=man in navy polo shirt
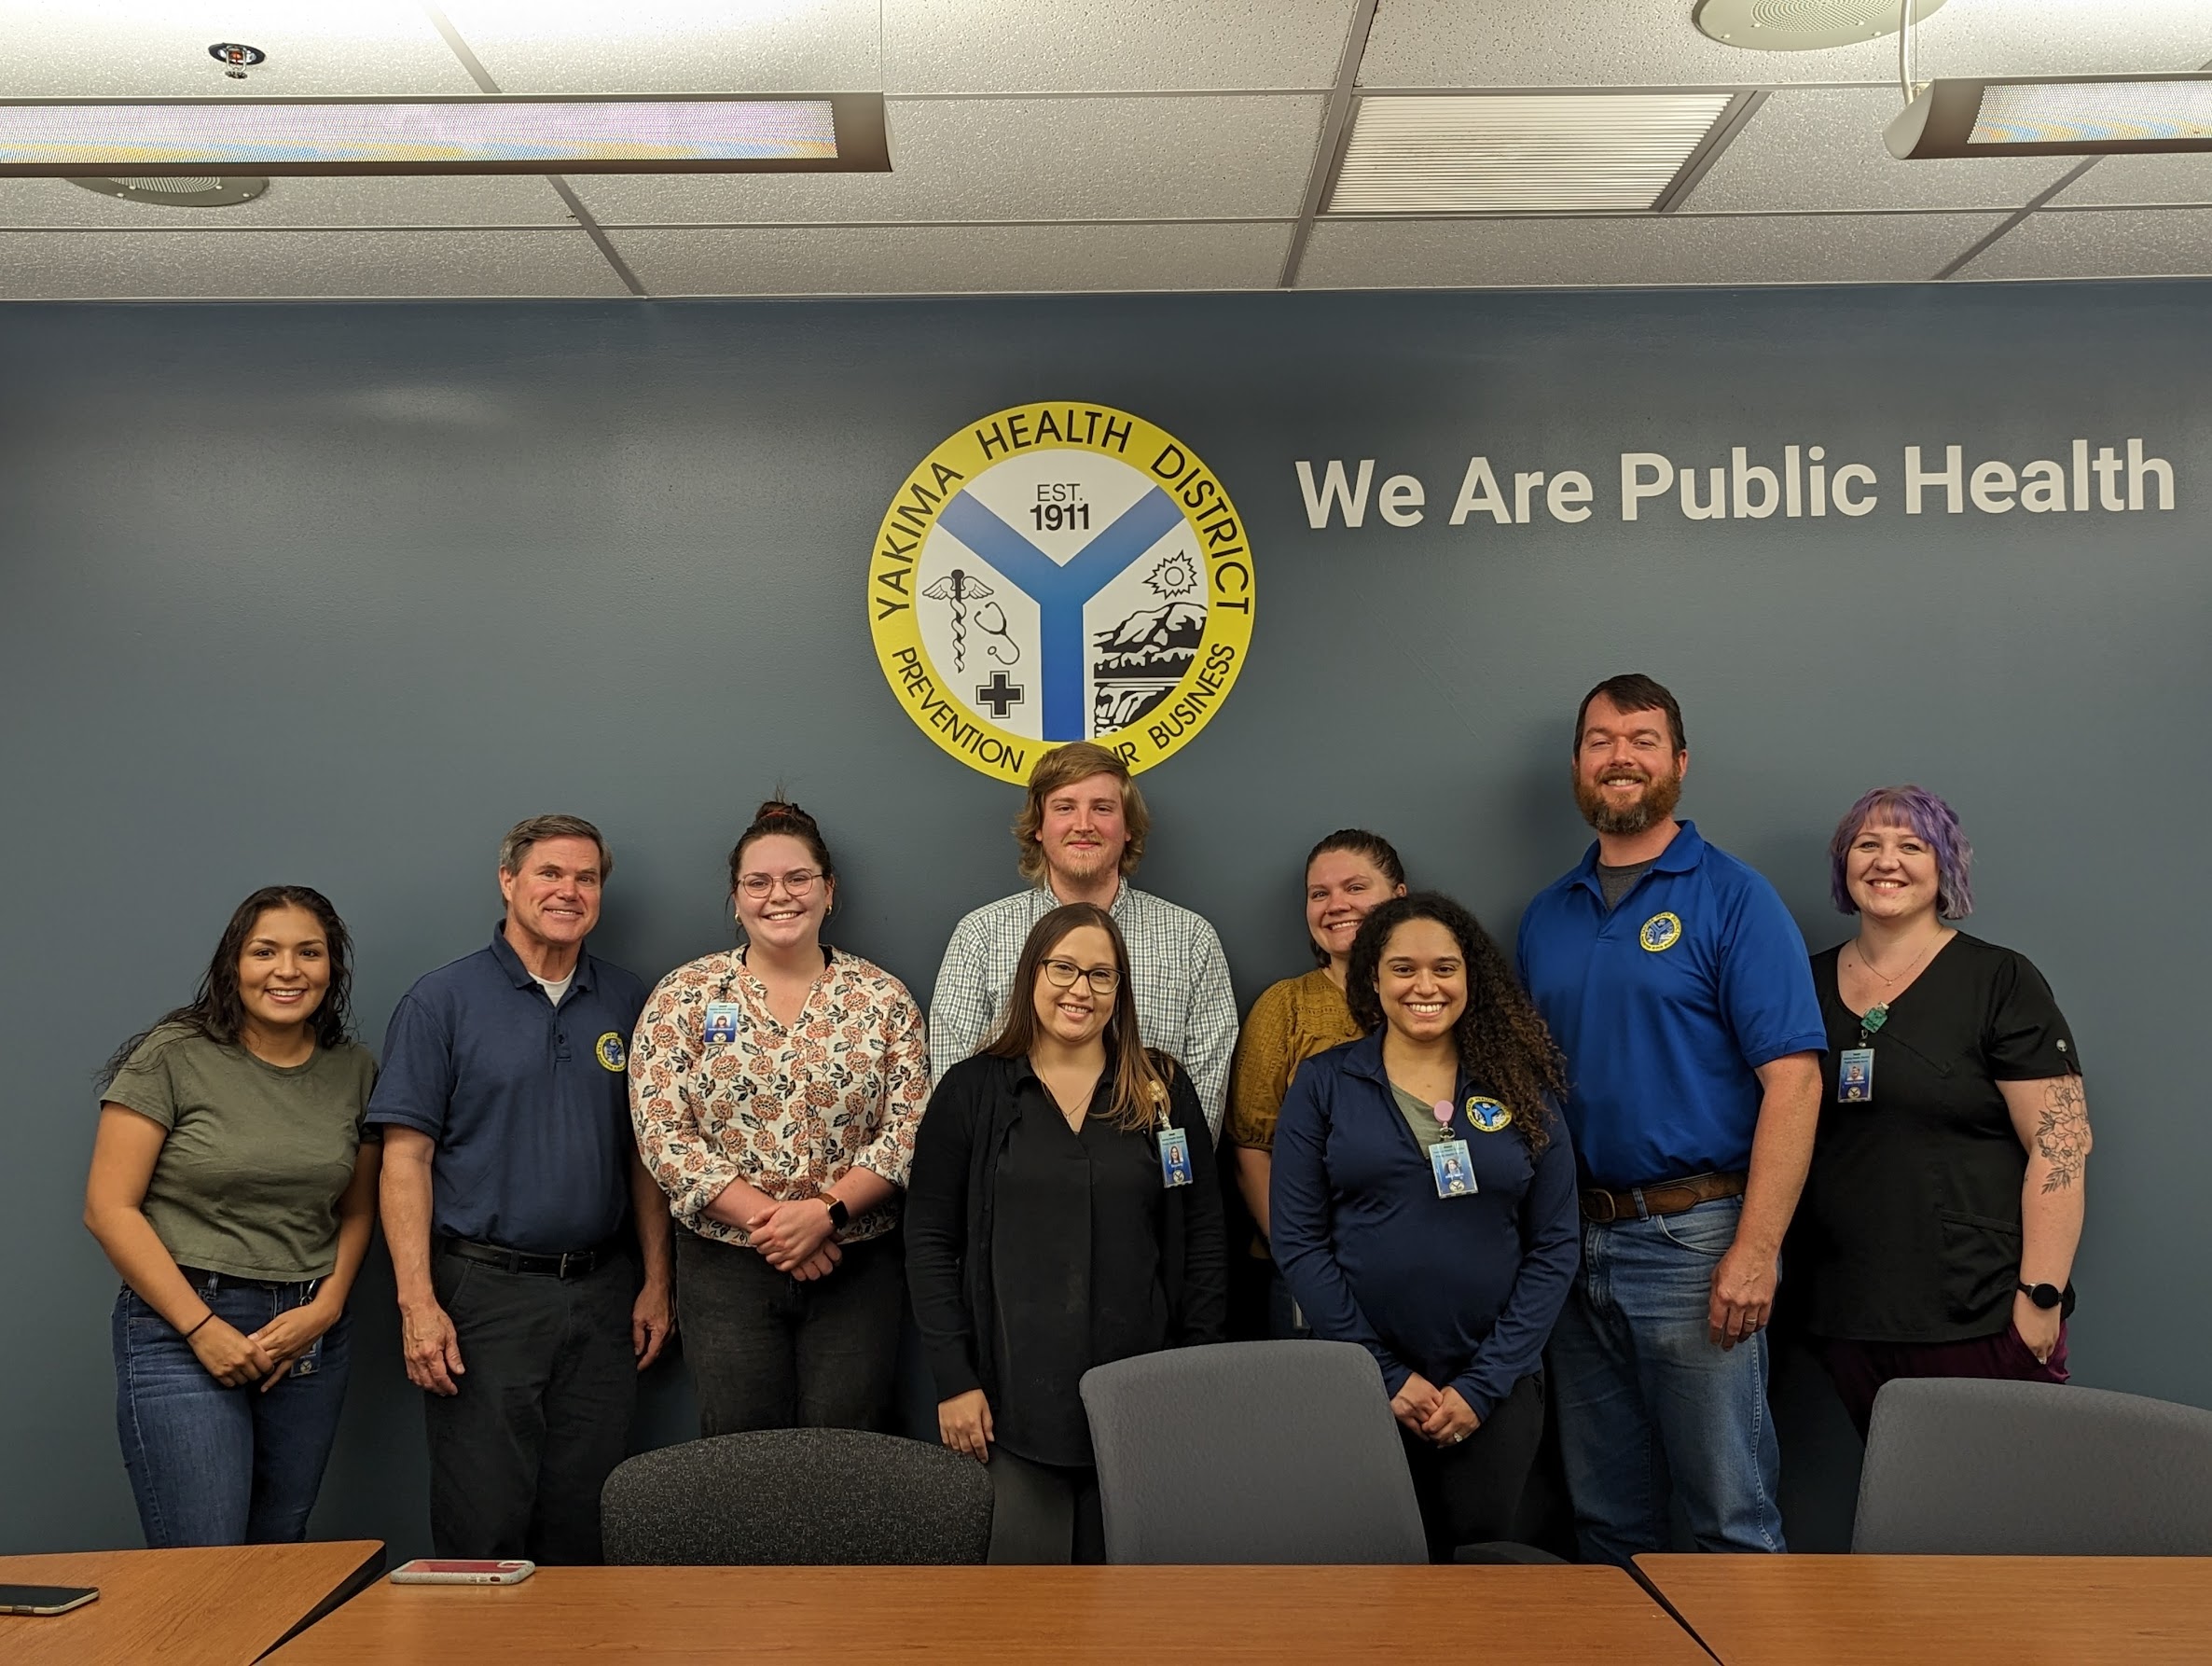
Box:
[1517,675,1824,1564]
[369,814,673,1564]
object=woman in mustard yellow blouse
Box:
[1228,830,1405,1337]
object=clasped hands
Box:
[746,1197,842,1280]
[188,1297,339,1393]
[1390,1372,1479,1446]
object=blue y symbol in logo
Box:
[936,486,1186,741]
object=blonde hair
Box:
[1013,743,1151,884]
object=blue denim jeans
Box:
[113,1270,352,1548]
[1548,1196,1784,1563]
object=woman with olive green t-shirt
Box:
[84,885,380,1548]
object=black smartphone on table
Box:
[0,1584,100,1616]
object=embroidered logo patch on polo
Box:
[596,1032,627,1072]
[1465,1095,1514,1132]
[1638,911,1683,952]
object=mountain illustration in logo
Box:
[1091,601,1205,731]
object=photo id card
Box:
[1431,1138,1476,1198]
[1157,1126,1194,1188]
[1838,1047,1874,1104]
[703,1003,740,1046]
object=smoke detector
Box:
[69,175,269,208]
[1694,0,1947,51]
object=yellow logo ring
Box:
[867,401,1255,784]
[1639,912,1683,953]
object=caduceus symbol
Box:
[922,567,992,672]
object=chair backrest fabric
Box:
[601,1427,993,1565]
[1080,1339,1429,1564]
[1853,1377,2212,1555]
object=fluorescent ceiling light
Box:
[0,94,889,174]
[1887,75,2212,159]
[1327,93,1746,215]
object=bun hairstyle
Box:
[728,797,836,899]
[1304,827,1408,966]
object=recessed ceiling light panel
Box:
[1694,0,1948,53]
[0,94,890,175]
[1888,74,2212,158]
[1327,93,1741,215]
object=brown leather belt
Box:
[1579,1170,1746,1225]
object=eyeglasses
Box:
[738,869,821,899]
[1041,957,1120,995]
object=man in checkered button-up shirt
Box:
[927,742,1237,1139]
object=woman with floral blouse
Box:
[629,799,929,1435]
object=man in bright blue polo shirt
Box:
[1517,675,1824,1564]
[369,814,673,1564]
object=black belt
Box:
[440,1236,619,1279]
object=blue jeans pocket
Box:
[1653,1200,1737,1258]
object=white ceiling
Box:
[3,0,2211,299]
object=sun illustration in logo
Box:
[1145,552,1201,601]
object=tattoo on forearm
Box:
[2035,1077,2089,1193]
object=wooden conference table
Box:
[270,1562,1710,1664]
[0,1539,382,1666]
[1638,1553,2212,1666]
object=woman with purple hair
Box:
[1791,784,2092,1437]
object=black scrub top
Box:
[989,1070,1171,1467]
[1793,933,2080,1344]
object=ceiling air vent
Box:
[71,175,268,207]
[1694,0,1948,52]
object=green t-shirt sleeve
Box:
[100,1026,190,1130]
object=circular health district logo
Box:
[868,402,1255,784]
[1639,912,1683,953]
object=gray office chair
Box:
[1080,1340,1431,1563]
[1853,1377,2212,1554]
[601,1427,993,1564]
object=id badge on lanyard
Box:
[1839,1003,1887,1104]
[1156,1125,1193,1188]
[1427,1100,1475,1198]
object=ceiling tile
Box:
[612,219,1290,294]
[574,94,1320,224]
[1954,206,2212,280]
[0,228,627,298]
[437,0,879,94]
[2049,152,2212,208]
[1296,212,2003,289]
[0,2,477,97]
[0,174,573,229]
[1684,87,2074,213]
[1357,1,2212,90]
[884,0,1353,93]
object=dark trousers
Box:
[675,1227,906,1437]
[1401,1371,1547,1561]
[986,1449,1106,1564]
[425,1241,638,1564]
[1817,1325,2070,1440]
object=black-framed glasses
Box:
[738,869,821,899]
[1041,957,1119,995]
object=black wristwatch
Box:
[817,1196,850,1230]
[2019,1280,2077,1317]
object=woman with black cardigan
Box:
[907,901,1227,1563]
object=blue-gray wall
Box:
[3,283,2204,1557]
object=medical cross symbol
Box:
[975,672,1024,719]
[936,484,1187,741]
